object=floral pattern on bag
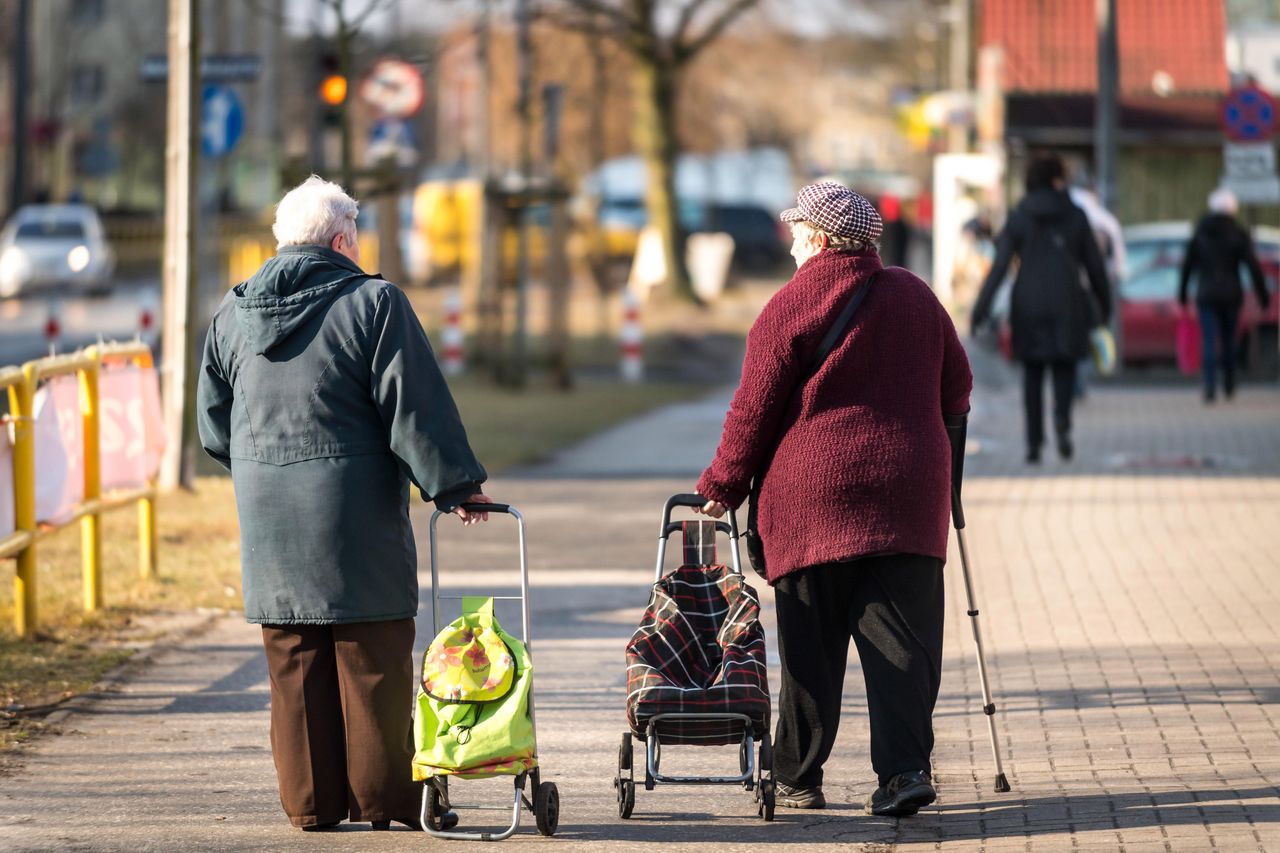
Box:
[422,622,515,704]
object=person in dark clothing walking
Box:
[971,154,1112,464]
[197,176,491,832]
[1178,187,1271,402]
[696,182,973,817]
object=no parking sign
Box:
[1220,84,1280,204]
[1222,84,1278,143]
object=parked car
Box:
[982,221,1279,375]
[0,204,115,298]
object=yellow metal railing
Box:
[2,342,159,638]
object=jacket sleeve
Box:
[196,316,233,471]
[971,218,1018,331]
[940,308,973,417]
[1179,230,1199,306]
[1077,211,1112,323]
[696,303,808,509]
[1241,228,1271,308]
[368,284,487,511]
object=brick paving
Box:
[1,350,1278,851]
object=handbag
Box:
[744,271,877,580]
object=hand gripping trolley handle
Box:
[615,494,776,821]
[419,502,560,841]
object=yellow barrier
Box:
[2,342,159,638]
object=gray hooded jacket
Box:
[197,245,486,624]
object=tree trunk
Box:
[632,57,694,303]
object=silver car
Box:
[0,204,116,298]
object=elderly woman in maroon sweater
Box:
[696,182,973,817]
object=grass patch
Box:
[1,376,710,749]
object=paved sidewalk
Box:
[2,353,1279,851]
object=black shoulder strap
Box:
[802,270,877,381]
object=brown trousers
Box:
[260,618,421,827]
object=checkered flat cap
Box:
[780,181,883,243]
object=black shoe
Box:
[774,781,826,809]
[1204,390,1216,405]
[865,771,936,817]
[1026,447,1041,464]
[300,820,342,832]
[371,816,429,831]
[1056,432,1073,461]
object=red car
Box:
[989,222,1279,374]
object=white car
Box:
[0,204,116,298]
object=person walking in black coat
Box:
[1178,187,1271,403]
[971,154,1111,463]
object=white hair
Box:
[272,175,359,249]
[1208,187,1239,216]
[791,220,877,253]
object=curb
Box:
[39,609,230,727]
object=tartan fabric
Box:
[625,564,770,745]
[780,181,883,243]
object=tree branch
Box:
[672,0,713,46]
[675,0,757,64]
[555,0,638,33]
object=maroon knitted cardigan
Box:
[697,249,973,583]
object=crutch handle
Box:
[944,411,969,529]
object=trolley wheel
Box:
[619,732,632,772]
[424,781,460,832]
[739,736,750,775]
[616,778,636,819]
[759,732,773,771]
[534,781,560,836]
[758,777,775,822]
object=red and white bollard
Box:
[441,288,465,376]
[620,290,644,383]
[44,300,62,355]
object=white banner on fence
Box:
[99,365,167,492]
[0,421,14,540]
[33,375,83,526]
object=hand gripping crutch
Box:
[945,412,1011,794]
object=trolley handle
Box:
[461,501,512,514]
[660,493,740,539]
[663,521,733,539]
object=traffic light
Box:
[318,51,346,127]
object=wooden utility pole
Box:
[160,0,201,490]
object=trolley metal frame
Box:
[615,494,776,821]
[419,502,558,841]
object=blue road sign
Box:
[1222,85,1278,143]
[201,85,244,158]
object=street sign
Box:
[359,59,425,118]
[1224,142,1276,179]
[366,118,417,167]
[201,85,244,159]
[141,54,261,83]
[1221,84,1278,142]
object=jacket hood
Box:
[234,245,369,355]
[1019,188,1078,222]
[1197,212,1241,239]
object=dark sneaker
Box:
[1056,431,1073,461]
[774,781,826,809]
[864,770,936,817]
[1026,447,1041,464]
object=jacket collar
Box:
[276,243,368,277]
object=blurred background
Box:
[0,0,1277,409]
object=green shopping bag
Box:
[412,597,538,780]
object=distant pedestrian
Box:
[696,181,973,817]
[971,154,1111,463]
[197,176,490,832]
[1178,188,1271,403]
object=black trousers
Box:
[261,618,420,827]
[773,554,944,788]
[1022,359,1078,451]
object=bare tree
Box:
[549,0,759,303]
[316,0,394,187]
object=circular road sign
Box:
[201,84,244,158]
[359,59,425,118]
[1222,84,1278,142]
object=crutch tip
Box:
[993,773,1011,793]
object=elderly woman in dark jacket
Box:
[197,176,489,832]
[971,154,1111,463]
[697,182,973,817]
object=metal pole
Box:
[511,0,533,387]
[80,359,102,611]
[160,0,201,490]
[1095,0,1119,210]
[9,0,31,215]
[948,0,970,153]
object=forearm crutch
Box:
[945,412,1011,793]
